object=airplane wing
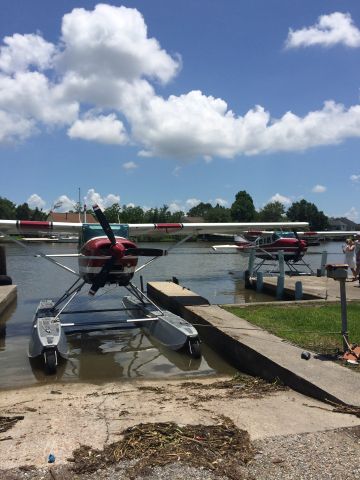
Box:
[126,222,309,236]
[0,219,309,236]
[298,231,360,238]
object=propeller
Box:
[93,204,116,246]
[89,256,117,296]
[124,247,166,257]
[89,205,166,295]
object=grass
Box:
[224,302,360,354]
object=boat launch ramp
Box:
[147,281,360,408]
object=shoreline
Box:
[1,375,360,473]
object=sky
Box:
[0,0,360,219]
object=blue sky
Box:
[0,0,360,219]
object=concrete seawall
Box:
[0,285,17,317]
[148,281,360,407]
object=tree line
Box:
[0,190,329,230]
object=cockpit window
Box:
[80,224,129,243]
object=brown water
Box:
[0,241,343,388]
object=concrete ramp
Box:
[148,281,360,407]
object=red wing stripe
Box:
[18,221,53,230]
[154,223,183,231]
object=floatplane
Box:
[212,229,360,275]
[0,209,307,373]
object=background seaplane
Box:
[0,209,308,373]
[212,229,360,275]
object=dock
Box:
[148,281,360,407]
[0,285,17,316]
[258,275,360,301]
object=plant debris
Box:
[333,404,360,418]
[180,373,288,400]
[69,417,253,479]
[0,415,24,434]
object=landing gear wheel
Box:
[188,339,201,359]
[44,349,57,374]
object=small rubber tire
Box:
[188,339,201,359]
[44,350,57,374]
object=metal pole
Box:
[339,279,348,351]
[248,248,255,277]
[320,251,327,277]
[278,251,285,277]
[78,187,81,222]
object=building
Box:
[328,217,359,231]
[46,212,98,224]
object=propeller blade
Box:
[124,248,167,257]
[93,204,116,246]
[89,256,116,296]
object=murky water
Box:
[0,240,344,388]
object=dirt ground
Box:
[1,375,360,479]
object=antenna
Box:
[78,187,81,222]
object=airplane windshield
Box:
[81,224,129,242]
[274,231,295,239]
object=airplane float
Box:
[0,209,308,374]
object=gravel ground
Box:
[1,425,360,480]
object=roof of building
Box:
[329,217,358,229]
[47,212,98,223]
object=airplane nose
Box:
[111,242,126,257]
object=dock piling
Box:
[320,251,328,277]
[295,281,303,300]
[0,246,6,276]
[256,272,263,292]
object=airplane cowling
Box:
[79,237,139,286]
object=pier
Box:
[252,275,360,301]
[148,281,360,407]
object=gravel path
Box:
[1,425,360,479]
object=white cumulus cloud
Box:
[1,5,360,159]
[286,12,360,49]
[350,174,360,183]
[185,198,201,209]
[52,195,76,212]
[269,193,292,206]
[0,33,55,74]
[312,184,326,193]
[84,188,120,210]
[344,206,359,221]
[68,113,128,144]
[214,198,228,206]
[27,193,46,210]
[122,161,138,170]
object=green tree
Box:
[230,191,257,222]
[258,201,286,222]
[286,199,329,230]
[103,203,122,223]
[120,205,145,223]
[15,202,31,220]
[31,207,47,221]
[0,197,16,219]
[204,204,231,222]
[187,202,213,219]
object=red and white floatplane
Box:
[0,210,308,373]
